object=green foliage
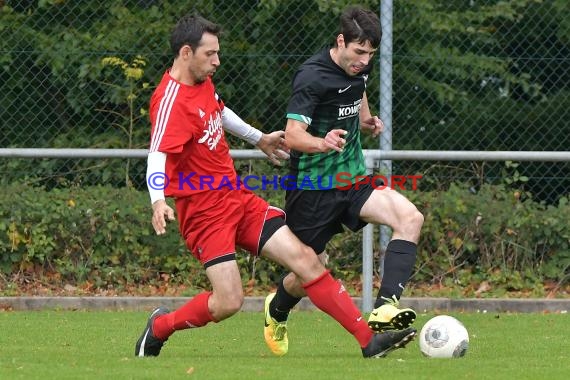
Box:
[405,182,570,295]
[98,55,151,187]
[394,0,546,105]
[0,184,195,290]
[1,0,569,294]
[2,0,569,201]
[1,182,568,295]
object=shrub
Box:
[1,183,568,295]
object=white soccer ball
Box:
[419,315,469,358]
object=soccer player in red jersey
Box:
[135,13,415,359]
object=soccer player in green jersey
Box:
[264,6,424,356]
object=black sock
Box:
[374,239,417,308]
[270,276,302,322]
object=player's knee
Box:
[307,250,326,273]
[404,208,423,243]
[318,252,329,266]
[396,200,423,228]
[392,203,423,239]
[295,244,323,272]
[219,293,244,317]
[408,207,424,230]
[283,272,306,298]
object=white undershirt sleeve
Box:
[222,106,262,146]
[146,151,167,204]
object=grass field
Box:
[1,310,568,379]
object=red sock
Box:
[153,291,216,340]
[303,271,373,348]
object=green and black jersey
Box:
[286,48,372,189]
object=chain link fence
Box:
[1,0,569,201]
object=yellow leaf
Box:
[453,237,463,249]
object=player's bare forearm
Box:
[359,94,384,137]
[285,119,348,153]
[285,127,324,153]
[359,92,373,122]
[360,116,384,137]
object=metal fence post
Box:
[361,154,375,313]
[378,0,394,306]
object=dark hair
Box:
[337,6,381,49]
[170,14,222,57]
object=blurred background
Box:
[1,0,569,296]
[1,0,569,201]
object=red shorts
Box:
[175,188,285,266]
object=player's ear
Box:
[180,45,192,58]
[337,34,345,48]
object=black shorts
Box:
[285,175,379,254]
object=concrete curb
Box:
[1,296,568,313]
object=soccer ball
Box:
[419,315,469,358]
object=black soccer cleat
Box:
[135,306,170,357]
[362,327,417,358]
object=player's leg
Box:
[151,261,243,336]
[262,251,326,356]
[136,192,244,357]
[135,261,243,357]
[357,185,423,331]
[269,251,327,317]
[264,189,341,351]
[235,190,416,358]
[261,223,416,357]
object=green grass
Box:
[1,310,568,379]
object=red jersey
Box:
[149,71,236,197]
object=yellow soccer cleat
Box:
[263,292,289,356]
[368,295,417,332]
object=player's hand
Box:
[257,130,290,166]
[323,129,348,152]
[151,199,175,235]
[361,116,384,137]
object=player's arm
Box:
[285,67,348,153]
[222,106,289,165]
[146,151,175,235]
[285,118,348,153]
[359,92,384,137]
[222,106,262,145]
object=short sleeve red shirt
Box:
[149,71,236,197]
